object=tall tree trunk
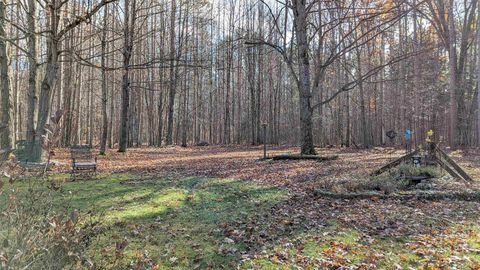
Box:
[356,47,368,148]
[99,7,108,155]
[157,91,164,146]
[35,1,60,151]
[345,91,350,147]
[247,48,257,145]
[379,33,386,145]
[181,76,188,147]
[118,0,135,152]
[166,0,177,145]
[293,0,315,155]
[87,58,94,146]
[477,5,480,146]
[108,72,115,148]
[12,1,19,144]
[0,0,12,149]
[26,0,37,143]
[224,48,232,144]
[256,4,264,144]
[446,0,458,146]
[61,36,73,147]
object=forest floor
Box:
[52,145,480,193]
[5,146,480,269]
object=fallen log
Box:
[313,189,480,202]
[272,154,338,161]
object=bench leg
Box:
[71,167,76,181]
[70,166,97,181]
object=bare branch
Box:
[58,0,118,38]
[312,49,430,110]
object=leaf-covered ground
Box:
[52,146,480,193]
[9,146,480,268]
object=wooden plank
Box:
[434,156,464,181]
[434,146,473,182]
[370,150,419,176]
[272,155,338,161]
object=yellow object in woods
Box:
[426,130,434,142]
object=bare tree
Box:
[0,0,12,149]
[2,0,480,152]
[426,0,478,146]
[26,0,37,143]
[32,0,116,158]
[99,6,109,155]
[477,5,480,146]
[119,0,136,152]
[165,0,177,145]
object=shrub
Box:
[315,165,443,194]
[367,165,442,193]
[396,164,442,178]
[0,157,98,269]
[369,175,410,194]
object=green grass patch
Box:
[1,174,288,269]
[239,224,480,269]
[2,173,480,269]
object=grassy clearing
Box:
[2,173,480,269]
[1,174,288,269]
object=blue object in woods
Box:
[405,129,412,141]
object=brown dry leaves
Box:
[49,146,480,268]
[51,145,480,193]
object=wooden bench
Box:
[71,145,97,180]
